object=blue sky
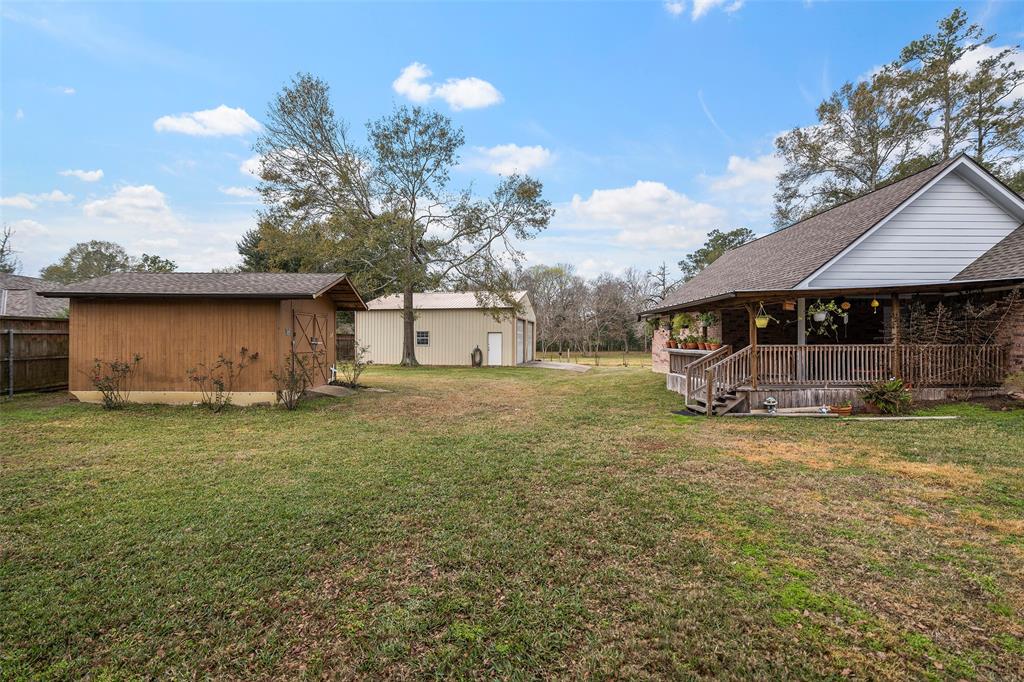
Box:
[2,0,1022,278]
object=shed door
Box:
[293,311,331,386]
[516,320,525,364]
[527,322,535,361]
[487,332,502,366]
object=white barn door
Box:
[516,320,525,364]
[487,332,503,366]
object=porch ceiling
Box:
[640,276,1024,317]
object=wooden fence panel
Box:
[1,317,69,395]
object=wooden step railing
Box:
[682,345,731,406]
[700,346,752,410]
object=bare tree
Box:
[0,224,21,274]
[254,74,553,365]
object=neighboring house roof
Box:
[954,223,1024,281]
[646,155,1024,315]
[365,291,529,311]
[39,272,367,309]
[0,274,69,318]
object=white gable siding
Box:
[806,171,1021,287]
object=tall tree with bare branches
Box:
[253,74,553,365]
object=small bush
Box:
[85,355,142,409]
[860,377,913,415]
[272,352,312,410]
[187,347,259,412]
[334,344,372,388]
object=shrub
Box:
[859,377,913,415]
[272,352,312,410]
[86,355,142,409]
[334,344,372,388]
[187,347,259,412]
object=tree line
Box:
[775,7,1023,227]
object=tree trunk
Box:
[400,283,419,366]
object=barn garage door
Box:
[516,319,525,364]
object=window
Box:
[416,330,430,346]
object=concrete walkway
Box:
[523,360,591,373]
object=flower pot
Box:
[829,405,852,417]
[812,311,828,322]
[698,342,707,350]
[707,343,721,350]
[685,342,698,350]
[755,316,770,329]
[666,340,677,349]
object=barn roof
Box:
[40,272,367,309]
[366,291,529,310]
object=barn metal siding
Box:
[356,306,536,366]
[808,170,1022,287]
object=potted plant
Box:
[706,337,722,350]
[828,400,852,417]
[697,340,707,350]
[753,302,776,329]
[666,337,677,349]
[806,299,843,338]
[684,335,699,350]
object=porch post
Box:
[796,298,806,383]
[890,293,902,379]
[746,304,758,389]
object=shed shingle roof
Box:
[40,272,367,309]
[0,274,69,318]
[650,157,958,313]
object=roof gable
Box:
[653,157,957,312]
[802,168,1023,287]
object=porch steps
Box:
[687,390,747,416]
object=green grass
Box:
[2,366,1023,679]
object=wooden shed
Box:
[356,291,536,366]
[41,272,366,405]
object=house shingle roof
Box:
[0,274,69,318]
[650,157,958,313]
[366,291,528,310]
[40,272,367,309]
[954,223,1024,281]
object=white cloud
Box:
[153,105,261,137]
[0,196,36,209]
[954,44,1024,100]
[240,155,262,177]
[0,190,73,209]
[15,109,24,120]
[692,0,744,20]
[83,185,181,231]
[392,62,503,111]
[464,144,554,175]
[61,86,76,95]
[664,1,686,17]
[59,168,104,182]
[566,181,725,248]
[9,219,50,236]
[700,154,784,226]
[220,186,259,199]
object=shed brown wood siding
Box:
[69,298,290,392]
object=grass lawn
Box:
[2,366,1023,679]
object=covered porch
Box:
[655,281,1017,415]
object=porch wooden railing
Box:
[681,345,731,407]
[672,343,1006,408]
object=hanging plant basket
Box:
[755,315,770,329]
[812,311,828,322]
